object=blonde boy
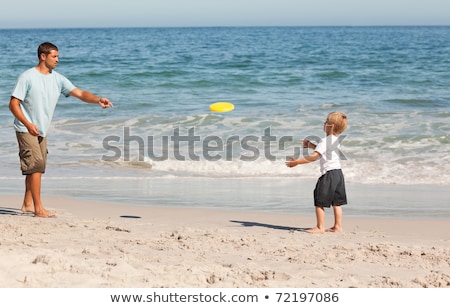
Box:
[286,112,348,233]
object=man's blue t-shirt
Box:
[11,67,76,137]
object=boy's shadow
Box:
[230,220,309,232]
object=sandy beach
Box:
[0,195,449,288]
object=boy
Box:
[286,112,348,233]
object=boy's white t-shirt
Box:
[314,135,342,175]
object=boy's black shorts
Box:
[314,169,347,207]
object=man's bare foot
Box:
[21,203,35,213]
[34,208,57,218]
[306,227,325,234]
[326,226,343,233]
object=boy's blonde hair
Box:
[327,112,348,135]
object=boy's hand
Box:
[285,156,298,168]
[302,139,316,149]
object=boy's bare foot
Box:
[306,227,325,234]
[326,226,343,233]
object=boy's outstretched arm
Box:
[285,151,320,168]
[303,139,317,150]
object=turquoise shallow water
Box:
[0,26,449,218]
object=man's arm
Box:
[68,88,113,108]
[9,96,40,136]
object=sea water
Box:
[0,26,449,218]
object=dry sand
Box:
[0,195,449,288]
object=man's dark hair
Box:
[37,42,58,59]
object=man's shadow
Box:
[0,207,33,216]
[230,220,309,232]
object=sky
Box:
[0,0,448,29]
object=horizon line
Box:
[1,24,449,31]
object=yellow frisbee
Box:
[209,102,235,113]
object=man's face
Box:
[42,49,59,70]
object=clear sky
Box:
[0,0,448,28]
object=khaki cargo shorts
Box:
[16,132,48,175]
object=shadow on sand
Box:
[0,207,33,216]
[230,220,309,232]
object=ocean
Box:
[0,26,449,218]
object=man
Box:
[9,42,113,218]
